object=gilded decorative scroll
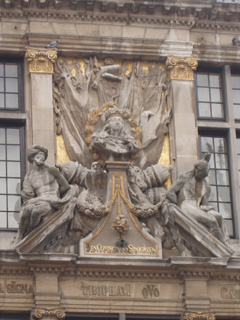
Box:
[166,57,198,81]
[32,308,66,320]
[182,312,215,320]
[25,48,57,74]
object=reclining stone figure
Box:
[15,144,72,243]
[166,154,229,245]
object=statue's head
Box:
[27,144,48,164]
[193,153,211,180]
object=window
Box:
[196,66,240,238]
[199,134,233,236]
[0,61,24,111]
[0,59,25,231]
[196,71,224,119]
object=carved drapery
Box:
[32,308,66,320]
[25,48,57,74]
[53,57,171,168]
[182,312,215,320]
[166,57,198,81]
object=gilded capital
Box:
[25,48,57,74]
[166,56,198,81]
[182,312,215,320]
[31,308,66,320]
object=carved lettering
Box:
[142,285,160,299]
[6,281,34,294]
[89,244,156,255]
[221,286,240,299]
[81,281,131,297]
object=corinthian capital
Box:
[25,48,58,74]
[166,56,198,81]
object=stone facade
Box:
[1,1,240,319]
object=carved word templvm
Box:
[221,286,240,299]
[5,281,34,294]
[88,244,157,255]
[142,284,160,299]
[81,281,131,297]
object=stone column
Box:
[166,57,198,179]
[25,48,58,166]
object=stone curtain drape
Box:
[53,57,171,168]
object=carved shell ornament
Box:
[85,101,142,165]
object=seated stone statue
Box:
[15,145,71,243]
[166,154,229,245]
[91,108,140,161]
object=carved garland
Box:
[25,48,58,74]
[166,57,198,81]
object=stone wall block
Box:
[75,24,99,36]
[30,22,55,34]
[122,26,145,38]
[99,25,122,37]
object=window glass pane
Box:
[0,212,7,228]
[0,145,6,160]
[211,103,224,118]
[231,75,240,89]
[219,203,232,219]
[197,73,209,87]
[234,105,240,120]
[0,162,6,177]
[7,128,20,144]
[7,162,20,177]
[232,89,240,104]
[224,220,234,237]
[0,178,6,193]
[0,93,4,109]
[6,78,18,93]
[7,178,21,194]
[210,88,222,103]
[8,195,21,211]
[215,153,228,169]
[5,64,18,77]
[209,74,221,87]
[6,93,18,109]
[216,170,229,185]
[214,137,226,153]
[198,103,211,117]
[8,211,19,228]
[0,78,4,92]
[198,87,210,101]
[218,186,231,202]
[208,155,215,169]
[209,186,217,201]
[7,145,20,161]
[207,170,216,184]
[0,128,5,143]
[0,64,4,77]
[201,136,213,153]
[0,195,7,210]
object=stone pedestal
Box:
[80,161,162,258]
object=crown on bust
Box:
[105,107,125,121]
